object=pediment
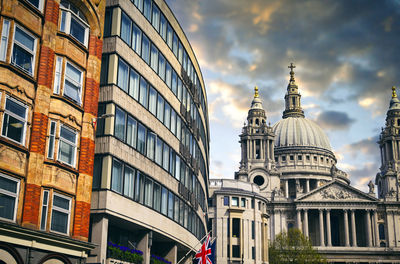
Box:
[296,180,378,202]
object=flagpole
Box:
[176,230,212,264]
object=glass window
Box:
[143,0,152,21]
[129,68,139,100]
[0,174,20,221]
[27,0,44,10]
[123,165,135,199]
[141,34,150,64]
[111,159,123,193]
[120,12,132,46]
[146,132,155,160]
[160,14,167,41]
[53,56,63,94]
[168,191,174,218]
[151,4,160,32]
[150,44,158,72]
[114,107,126,141]
[171,71,177,95]
[139,77,148,108]
[161,187,168,215]
[170,109,176,135]
[172,33,178,56]
[164,102,171,129]
[241,198,246,207]
[175,156,180,180]
[126,115,137,148]
[104,9,112,37]
[166,23,173,48]
[176,117,181,140]
[47,121,56,159]
[158,53,165,81]
[179,200,184,225]
[132,23,142,55]
[162,143,169,171]
[92,156,102,189]
[169,151,175,176]
[137,123,146,154]
[2,97,27,144]
[60,0,89,46]
[144,177,153,207]
[153,183,161,212]
[58,125,77,167]
[148,86,157,115]
[0,19,10,61]
[155,136,162,165]
[135,171,144,203]
[12,25,37,75]
[64,61,83,104]
[178,41,183,64]
[50,193,71,234]
[40,190,49,230]
[118,59,129,92]
[174,195,179,222]
[156,94,164,122]
[134,0,143,12]
[100,54,109,85]
[165,62,172,88]
[231,197,238,206]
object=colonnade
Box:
[296,208,379,247]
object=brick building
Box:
[0,0,105,263]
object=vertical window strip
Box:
[40,190,49,230]
[47,120,56,159]
[0,19,10,61]
[53,56,63,94]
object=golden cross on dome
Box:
[392,86,397,98]
[288,63,296,72]
[288,63,296,81]
[254,86,259,98]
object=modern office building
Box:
[89,0,209,263]
[208,66,400,263]
[0,0,105,263]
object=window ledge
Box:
[44,159,79,176]
[50,94,84,114]
[0,62,36,84]
[18,0,44,18]
[0,136,28,154]
[57,31,88,53]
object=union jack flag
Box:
[195,234,213,264]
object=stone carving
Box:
[321,188,353,200]
[368,180,375,194]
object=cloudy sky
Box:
[165,0,400,192]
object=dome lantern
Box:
[282,63,305,119]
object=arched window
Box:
[59,0,89,46]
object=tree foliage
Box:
[269,228,327,264]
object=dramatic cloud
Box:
[315,111,355,130]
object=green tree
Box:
[269,228,327,264]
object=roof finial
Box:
[392,86,397,98]
[254,86,259,98]
[288,63,296,83]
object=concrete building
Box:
[0,0,105,263]
[89,0,210,263]
[209,65,400,263]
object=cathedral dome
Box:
[273,117,332,152]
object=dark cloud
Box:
[166,0,400,113]
[315,110,355,130]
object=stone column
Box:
[366,210,373,247]
[285,180,289,198]
[344,210,350,247]
[138,232,151,264]
[303,209,309,237]
[270,141,274,159]
[266,140,269,161]
[351,209,357,247]
[306,180,310,193]
[297,209,302,231]
[373,210,379,247]
[164,245,177,264]
[89,215,108,263]
[319,209,325,246]
[326,209,332,247]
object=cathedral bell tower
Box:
[283,63,305,119]
[376,86,400,200]
[235,86,280,196]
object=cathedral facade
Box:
[208,65,400,263]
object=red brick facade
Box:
[72,201,91,239]
[79,137,95,176]
[83,77,100,116]
[29,112,49,155]
[89,34,103,60]
[22,184,42,227]
[44,0,60,26]
[37,46,55,88]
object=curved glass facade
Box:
[89,0,209,263]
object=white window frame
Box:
[59,2,90,47]
[0,19,10,61]
[63,60,83,105]
[47,120,57,159]
[0,174,20,222]
[50,192,72,235]
[26,0,45,12]
[1,96,28,145]
[53,56,63,94]
[57,124,77,167]
[10,24,37,76]
[40,190,49,230]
